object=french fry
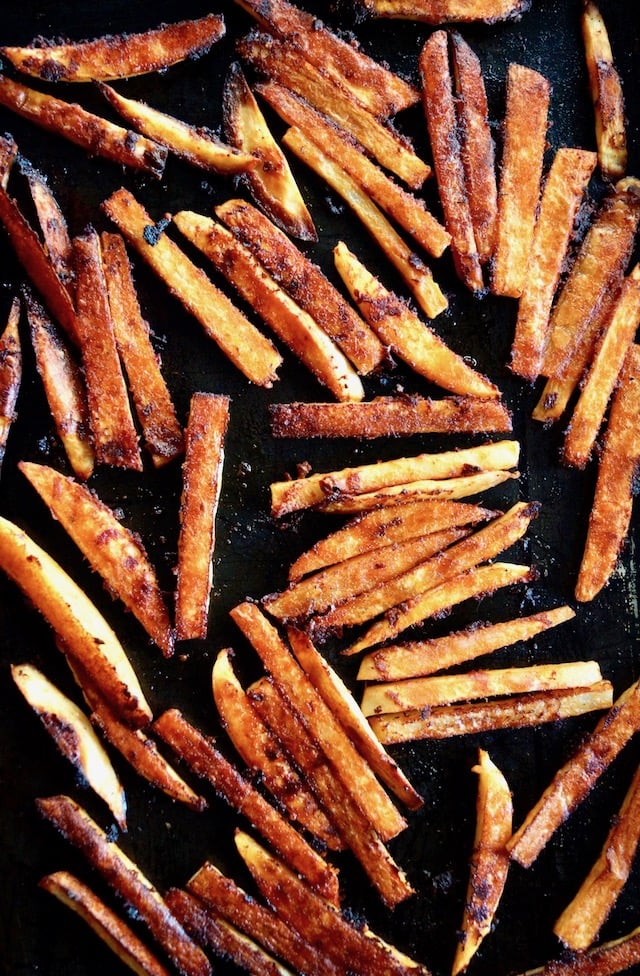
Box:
[102,188,282,388]
[222,63,316,241]
[510,147,597,380]
[11,662,127,829]
[0,296,21,472]
[507,676,640,868]
[333,242,497,395]
[582,0,628,179]
[20,461,174,656]
[370,682,614,744]
[37,795,212,976]
[175,393,229,642]
[172,211,364,402]
[491,63,551,298]
[452,750,512,976]
[215,198,386,376]
[518,924,640,976]
[40,871,172,976]
[24,163,74,291]
[0,515,152,728]
[358,605,576,681]
[361,0,532,24]
[0,14,225,82]
[153,707,340,904]
[0,132,17,187]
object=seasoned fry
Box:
[175,393,229,642]
[24,164,74,291]
[0,296,21,472]
[102,188,282,388]
[582,0,627,179]
[0,14,225,83]
[0,132,17,187]
[491,63,551,298]
[361,0,531,23]
[518,924,640,976]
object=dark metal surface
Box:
[0,1,639,974]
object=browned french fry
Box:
[491,63,551,298]
[358,605,575,681]
[216,197,385,376]
[0,14,225,82]
[40,871,172,976]
[0,296,21,472]
[582,1,628,179]
[507,676,640,868]
[102,188,282,388]
[510,147,597,380]
[175,393,229,642]
[361,0,532,23]
[370,682,614,744]
[153,707,340,904]
[172,211,364,402]
[24,164,74,291]
[37,795,211,976]
[0,132,17,187]
[517,923,640,976]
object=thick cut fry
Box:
[102,189,281,387]
[0,296,21,472]
[362,0,531,23]
[0,14,225,83]
[20,461,173,656]
[11,663,127,829]
[0,133,17,187]
[175,393,229,642]
[223,64,316,241]
[0,516,152,728]
[37,796,211,976]
[582,1,627,179]
[173,211,364,402]
[419,31,484,292]
[491,63,551,298]
[334,242,497,395]
[452,750,512,976]
[370,682,614,744]
[153,708,339,904]
[40,872,171,976]
[358,606,575,681]
[519,924,640,976]
[216,198,385,376]
[25,164,74,290]
[507,677,640,868]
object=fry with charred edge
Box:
[102,189,282,388]
[99,83,256,176]
[223,64,316,241]
[0,516,152,728]
[0,133,17,187]
[362,0,531,24]
[230,601,408,843]
[520,924,640,976]
[175,393,229,642]
[19,461,174,656]
[238,31,430,190]
[340,563,534,655]
[287,628,423,810]
[173,212,364,402]
[334,241,496,395]
[452,750,512,976]
[216,198,385,376]
[256,81,449,258]
[0,75,166,176]
[370,682,614,744]
[40,871,172,976]
[563,267,640,469]
[0,13,225,83]
[73,228,142,471]
[510,147,597,380]
[24,289,95,481]
[361,661,603,716]
[24,165,74,291]
[11,663,127,829]
[419,31,483,292]
[212,648,342,849]
[507,676,640,868]
[0,296,21,472]
[37,795,211,976]
[582,1,627,179]
[491,63,551,298]
[152,707,340,904]
[358,606,575,681]
[575,344,640,602]
[235,0,419,117]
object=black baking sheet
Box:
[0,1,639,974]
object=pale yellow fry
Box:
[582,0,628,179]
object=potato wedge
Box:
[361,0,531,24]
[0,132,17,187]
[24,163,74,291]
[582,1,628,179]
[0,296,21,472]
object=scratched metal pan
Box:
[0,0,639,974]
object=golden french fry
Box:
[25,164,74,291]
[582,0,628,179]
[361,0,531,23]
[0,132,17,187]
[517,924,640,976]
[0,296,21,472]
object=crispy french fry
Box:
[518,924,640,976]
[24,164,74,291]
[0,296,21,472]
[361,0,531,23]
[175,393,229,642]
[0,14,225,82]
[0,133,17,187]
[102,189,282,388]
[491,63,551,298]
[582,1,628,179]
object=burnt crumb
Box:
[143,216,172,246]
